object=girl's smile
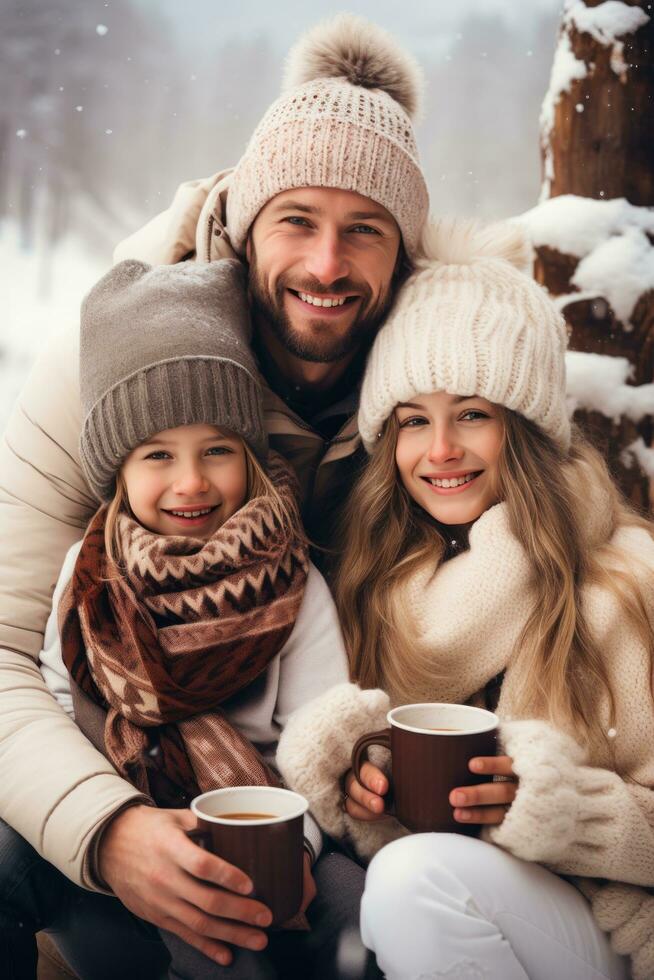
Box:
[421,470,482,493]
[160,505,221,530]
[395,391,503,525]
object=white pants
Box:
[360,834,629,980]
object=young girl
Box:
[37,257,364,979]
[277,220,654,980]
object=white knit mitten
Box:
[276,683,406,859]
[489,720,654,884]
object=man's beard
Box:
[247,246,394,364]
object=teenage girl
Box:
[277,220,654,980]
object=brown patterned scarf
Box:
[59,453,309,808]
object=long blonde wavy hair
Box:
[336,409,654,749]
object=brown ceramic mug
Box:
[352,703,498,835]
[190,786,308,926]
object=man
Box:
[0,13,428,978]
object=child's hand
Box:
[343,763,389,822]
[449,755,518,826]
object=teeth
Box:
[170,509,212,518]
[298,291,347,308]
[428,473,477,489]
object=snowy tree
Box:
[0,0,177,266]
[521,0,654,507]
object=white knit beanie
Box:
[358,219,571,451]
[226,14,429,258]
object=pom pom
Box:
[418,218,533,272]
[283,13,423,119]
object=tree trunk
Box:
[534,0,654,508]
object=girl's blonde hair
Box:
[103,436,299,567]
[336,409,654,750]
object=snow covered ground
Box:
[0,224,106,432]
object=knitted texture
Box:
[59,454,308,807]
[275,682,408,861]
[358,218,571,450]
[582,882,654,980]
[488,720,654,884]
[79,258,267,500]
[226,14,429,256]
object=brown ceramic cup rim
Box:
[191,786,309,826]
[387,703,498,736]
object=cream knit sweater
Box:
[277,495,654,979]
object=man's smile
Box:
[287,288,360,315]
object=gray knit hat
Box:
[226,14,429,258]
[80,258,267,501]
[358,219,571,452]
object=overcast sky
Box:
[137,0,564,59]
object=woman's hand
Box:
[343,763,389,822]
[449,755,518,826]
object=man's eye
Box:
[351,225,379,235]
[285,216,310,227]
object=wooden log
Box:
[535,0,654,508]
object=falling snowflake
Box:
[96,24,108,36]
[15,129,27,139]
[105,129,113,135]
[75,105,83,112]
[575,103,585,112]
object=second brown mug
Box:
[352,702,498,835]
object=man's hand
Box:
[98,804,273,966]
[344,763,389,822]
[449,755,518,825]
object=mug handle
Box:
[187,827,211,849]
[351,728,392,784]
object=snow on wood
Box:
[539,31,588,199]
[572,228,654,327]
[520,196,654,327]
[621,437,654,478]
[540,31,588,137]
[566,350,654,423]
[609,40,628,81]
[521,195,654,257]
[565,0,650,46]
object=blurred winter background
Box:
[1,0,563,429]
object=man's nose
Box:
[303,229,350,285]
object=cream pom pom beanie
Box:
[226,14,429,258]
[358,219,571,451]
